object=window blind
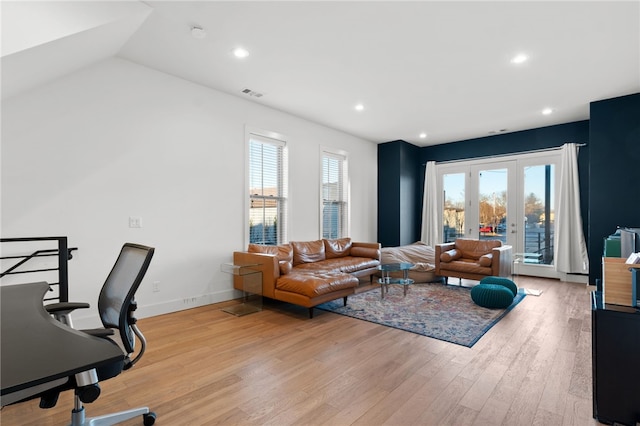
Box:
[249,134,288,245]
[321,151,348,239]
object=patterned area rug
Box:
[316,283,525,347]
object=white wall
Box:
[1,57,378,327]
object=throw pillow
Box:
[440,249,462,262]
[478,253,493,267]
[291,240,326,265]
[248,243,293,262]
[279,260,292,275]
[324,238,352,258]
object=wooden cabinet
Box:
[592,291,640,425]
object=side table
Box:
[512,252,543,283]
[378,263,414,299]
[220,263,262,316]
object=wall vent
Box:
[241,88,264,98]
[488,128,508,135]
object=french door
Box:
[437,152,560,278]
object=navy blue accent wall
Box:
[588,93,640,285]
[418,122,591,257]
[378,93,638,284]
[419,121,590,163]
[378,140,421,247]
[378,142,400,246]
[380,123,590,248]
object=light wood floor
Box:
[1,276,603,426]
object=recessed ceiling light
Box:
[232,47,249,58]
[542,107,553,115]
[190,26,206,39]
[419,133,427,139]
[354,103,364,112]
[510,53,528,64]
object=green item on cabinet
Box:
[604,237,621,257]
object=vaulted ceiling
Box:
[2,1,639,146]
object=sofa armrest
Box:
[435,242,456,275]
[491,245,513,277]
[352,242,382,261]
[233,251,279,299]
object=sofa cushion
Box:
[478,253,493,267]
[294,257,380,274]
[291,240,326,266]
[248,243,293,262]
[439,259,493,276]
[324,238,352,259]
[276,271,358,297]
[440,249,462,263]
[455,239,501,260]
[279,260,292,275]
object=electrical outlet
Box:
[152,281,160,292]
[129,216,142,228]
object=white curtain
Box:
[554,143,589,274]
[421,161,439,246]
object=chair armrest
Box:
[45,302,90,314]
[435,243,456,274]
[82,328,115,339]
[492,245,513,277]
[45,302,90,327]
[435,243,456,260]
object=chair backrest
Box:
[97,243,154,355]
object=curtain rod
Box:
[421,142,587,166]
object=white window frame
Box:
[245,127,288,246]
[320,147,350,239]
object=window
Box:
[442,172,466,243]
[436,151,559,278]
[248,132,288,245]
[321,149,349,239]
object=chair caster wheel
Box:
[143,412,156,425]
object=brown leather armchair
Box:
[435,238,512,284]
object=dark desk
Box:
[1,282,124,406]
[591,291,640,425]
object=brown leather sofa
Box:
[233,238,381,318]
[435,238,512,283]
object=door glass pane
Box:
[442,173,465,243]
[523,164,555,265]
[478,168,507,243]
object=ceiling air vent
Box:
[241,88,264,98]
[488,128,508,135]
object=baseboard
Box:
[561,273,589,284]
[71,289,239,329]
[137,289,239,319]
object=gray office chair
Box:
[43,243,156,426]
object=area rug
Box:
[316,284,525,347]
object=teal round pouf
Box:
[471,283,514,309]
[479,276,518,297]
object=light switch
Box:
[129,216,142,228]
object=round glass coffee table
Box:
[378,263,414,299]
